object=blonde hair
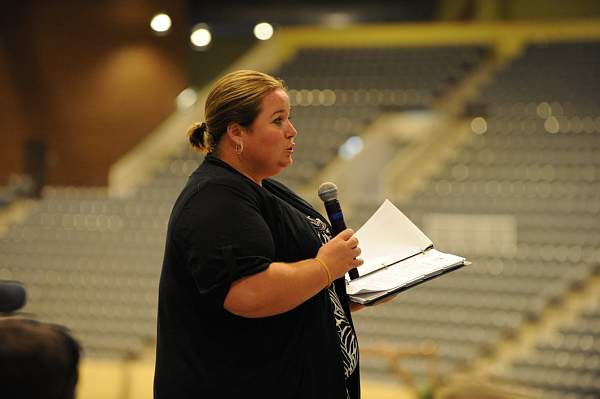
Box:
[188,70,285,153]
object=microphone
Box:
[0,281,27,313]
[318,182,359,280]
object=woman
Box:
[154,70,364,399]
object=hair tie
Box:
[188,122,211,152]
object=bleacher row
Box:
[1,40,599,398]
[494,297,600,399]
[350,41,600,397]
[279,46,486,93]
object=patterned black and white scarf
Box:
[305,215,358,382]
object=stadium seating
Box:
[277,45,489,190]
[350,40,600,394]
[0,44,488,359]
[0,39,598,399]
[492,297,600,399]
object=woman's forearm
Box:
[223,259,330,318]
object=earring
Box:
[235,142,244,155]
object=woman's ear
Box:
[227,122,244,143]
[226,122,245,146]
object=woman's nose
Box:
[287,121,298,138]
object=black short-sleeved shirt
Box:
[154,155,360,399]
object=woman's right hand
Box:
[316,229,363,280]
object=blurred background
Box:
[1,0,599,398]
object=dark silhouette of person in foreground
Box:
[0,317,81,399]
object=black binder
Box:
[346,200,468,305]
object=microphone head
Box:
[0,281,27,313]
[318,182,338,202]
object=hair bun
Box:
[188,122,210,152]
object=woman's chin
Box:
[280,156,293,167]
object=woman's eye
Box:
[273,118,282,124]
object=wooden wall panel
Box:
[0,1,187,186]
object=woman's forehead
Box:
[260,88,290,112]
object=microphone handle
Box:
[324,200,359,280]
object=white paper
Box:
[346,249,464,295]
[346,199,466,304]
[353,199,432,277]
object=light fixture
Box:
[253,22,274,41]
[150,13,172,34]
[190,24,212,49]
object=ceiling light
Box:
[150,13,172,34]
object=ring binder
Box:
[346,200,468,305]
